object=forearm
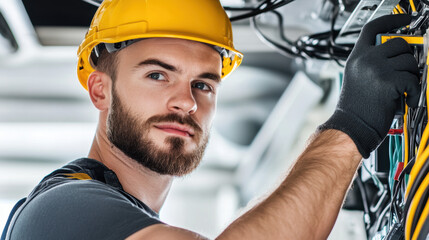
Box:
[218,129,362,240]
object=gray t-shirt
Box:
[6,158,163,240]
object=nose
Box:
[167,83,197,114]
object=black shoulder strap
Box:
[1,198,26,240]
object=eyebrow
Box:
[135,58,178,72]
[198,72,221,83]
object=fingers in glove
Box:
[378,37,413,58]
[391,71,421,107]
[356,14,412,49]
[387,53,419,75]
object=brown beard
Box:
[107,86,209,176]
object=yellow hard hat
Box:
[77,0,243,90]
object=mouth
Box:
[154,123,195,137]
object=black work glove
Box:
[319,14,420,158]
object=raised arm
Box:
[219,129,361,239]
[219,14,420,240]
[128,14,421,240]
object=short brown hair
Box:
[91,45,119,82]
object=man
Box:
[3,0,420,239]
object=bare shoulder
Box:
[126,224,210,240]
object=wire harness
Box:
[356,1,429,239]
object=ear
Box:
[87,70,112,111]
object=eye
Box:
[148,72,166,80]
[192,82,212,92]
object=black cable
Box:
[406,100,427,212]
[403,157,416,178]
[409,107,424,159]
[409,108,417,159]
[230,0,359,62]
[271,10,294,45]
[392,180,399,212]
[391,179,402,222]
[223,6,257,11]
[412,107,426,149]
[411,184,429,237]
[328,5,340,61]
[406,94,429,236]
[404,156,429,225]
[328,4,350,66]
[392,157,415,223]
[355,174,371,232]
[374,202,392,232]
[229,0,295,22]
[292,3,353,62]
[295,31,335,60]
[340,30,362,37]
[248,0,351,61]
[416,212,429,240]
[250,16,298,57]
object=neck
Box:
[88,121,173,213]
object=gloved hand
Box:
[319,14,420,158]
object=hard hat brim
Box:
[77,33,243,90]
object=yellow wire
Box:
[418,56,429,159]
[416,60,429,160]
[410,0,417,12]
[405,105,409,166]
[426,66,429,119]
[417,126,429,159]
[406,71,429,237]
[405,21,428,240]
[407,173,429,240]
[412,197,429,240]
[397,5,405,14]
[406,146,429,200]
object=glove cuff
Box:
[318,109,383,158]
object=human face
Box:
[106,38,222,176]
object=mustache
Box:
[146,113,202,133]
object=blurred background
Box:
[0,0,367,239]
